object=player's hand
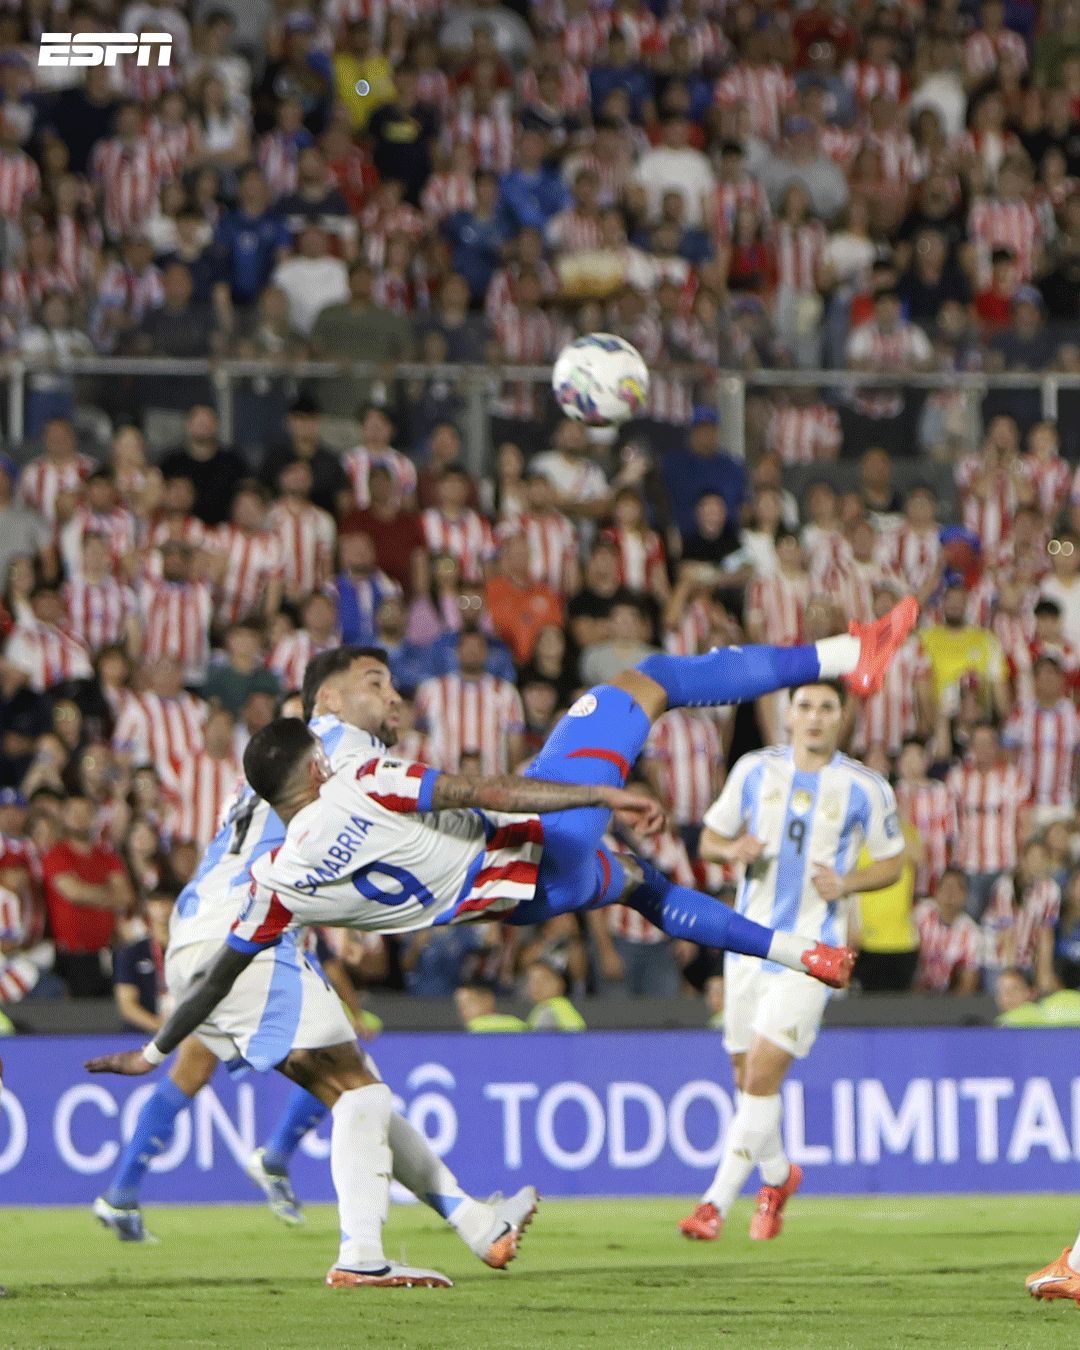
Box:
[600,786,665,836]
[85,1049,156,1076]
[811,865,847,902]
[729,833,765,864]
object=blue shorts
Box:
[511,686,651,925]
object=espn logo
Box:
[38,32,173,67]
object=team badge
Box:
[790,789,813,817]
[568,693,598,718]
[821,796,840,821]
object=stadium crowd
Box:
[4,0,1080,1030]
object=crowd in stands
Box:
[5,0,1080,1028]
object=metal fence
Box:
[6,357,1080,466]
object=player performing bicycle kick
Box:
[88,599,917,1290]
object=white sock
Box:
[758,1120,791,1187]
[332,1083,393,1271]
[387,1113,491,1244]
[1069,1227,1080,1274]
[767,931,815,972]
[815,634,860,679]
[704,1093,783,1215]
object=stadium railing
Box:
[3,358,1076,466]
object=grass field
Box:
[3,1195,1080,1350]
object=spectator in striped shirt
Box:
[414,628,525,774]
[913,867,982,995]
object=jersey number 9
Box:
[353,861,436,909]
[787,819,806,855]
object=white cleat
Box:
[92,1196,158,1244]
[470,1186,540,1269]
[245,1147,303,1226]
[326,1262,453,1289]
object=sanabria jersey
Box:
[230,755,544,951]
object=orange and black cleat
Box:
[801,942,856,990]
[326,1262,453,1289]
[749,1164,804,1241]
[844,596,920,699]
[1026,1249,1080,1304]
[679,1201,721,1241]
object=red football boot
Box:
[1027,1248,1080,1303]
[844,597,920,698]
[801,942,856,989]
[749,1164,804,1241]
[679,1202,721,1241]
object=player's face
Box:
[333,656,403,746]
[787,685,843,756]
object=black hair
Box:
[243,718,316,807]
[1034,598,1062,619]
[300,645,387,720]
[790,678,848,706]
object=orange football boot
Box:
[801,942,856,989]
[844,597,919,698]
[749,1163,804,1241]
[1027,1249,1080,1304]
[679,1202,721,1241]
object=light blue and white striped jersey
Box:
[703,746,903,963]
[168,715,384,952]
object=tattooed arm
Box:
[430,773,664,835]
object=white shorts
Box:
[165,935,355,1075]
[722,954,831,1060]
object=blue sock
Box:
[262,1085,329,1173]
[637,644,820,709]
[104,1078,192,1208]
[625,858,773,959]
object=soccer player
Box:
[93,654,537,1278]
[679,679,905,1244]
[87,602,916,1288]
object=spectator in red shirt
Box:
[42,793,133,997]
[975,248,1019,334]
[340,463,429,597]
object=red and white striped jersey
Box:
[660,11,729,69]
[54,214,102,287]
[0,882,38,1002]
[1002,698,1080,808]
[492,304,563,420]
[845,320,934,418]
[645,709,723,828]
[420,170,476,222]
[709,175,770,242]
[484,261,559,324]
[803,524,852,582]
[92,260,164,349]
[63,577,137,654]
[745,571,809,645]
[2,620,92,692]
[664,596,711,656]
[146,513,209,567]
[268,630,338,693]
[267,499,336,598]
[852,637,931,755]
[819,123,862,167]
[955,455,1015,553]
[613,5,664,57]
[714,62,794,142]
[841,59,904,107]
[606,827,694,943]
[520,64,591,114]
[766,403,842,464]
[371,269,413,316]
[772,219,826,291]
[946,761,1030,874]
[0,149,39,218]
[173,749,242,848]
[914,899,981,993]
[560,148,631,210]
[895,778,956,897]
[600,525,666,594]
[343,446,417,511]
[138,578,213,684]
[60,504,137,578]
[860,128,919,183]
[18,453,97,525]
[964,27,1028,83]
[546,207,604,254]
[968,196,1041,282]
[112,690,206,786]
[147,115,196,176]
[983,873,1060,972]
[257,130,304,199]
[820,558,905,625]
[442,107,516,174]
[561,10,611,64]
[1020,454,1071,519]
[513,511,578,594]
[414,672,524,774]
[879,524,941,595]
[208,525,284,627]
[421,508,495,584]
[90,137,172,239]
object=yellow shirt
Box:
[333,54,395,130]
[920,625,1006,705]
[855,827,917,953]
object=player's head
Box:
[301,646,401,744]
[243,718,329,819]
[786,680,846,756]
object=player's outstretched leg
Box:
[93,1039,218,1242]
[247,1083,325,1225]
[1027,1232,1080,1303]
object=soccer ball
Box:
[552,333,650,426]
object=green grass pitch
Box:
[3,1195,1080,1349]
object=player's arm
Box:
[698,755,761,864]
[423,768,664,834]
[698,827,765,865]
[812,775,905,901]
[86,943,255,1076]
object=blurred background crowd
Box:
[3,0,1080,1033]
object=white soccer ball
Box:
[551,333,650,426]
